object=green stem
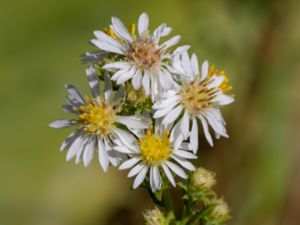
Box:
[163,189,173,212]
[163,189,176,222]
[186,213,202,225]
[146,186,164,207]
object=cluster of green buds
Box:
[177,167,231,225]
[142,167,230,225]
[144,208,168,225]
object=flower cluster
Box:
[50,13,234,195]
[179,167,231,224]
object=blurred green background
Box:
[1,0,300,224]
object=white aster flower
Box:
[115,125,197,192]
[49,66,150,172]
[153,51,234,153]
[91,12,189,99]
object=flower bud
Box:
[210,198,231,222]
[191,167,216,189]
[126,83,148,103]
[144,208,166,225]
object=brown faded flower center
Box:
[128,37,161,70]
[181,78,218,114]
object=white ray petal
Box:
[133,166,149,189]
[174,149,197,159]
[111,67,131,81]
[208,76,225,89]
[49,119,74,128]
[131,69,142,89]
[91,39,124,55]
[171,52,184,74]
[62,104,78,114]
[111,17,133,42]
[190,117,199,153]
[113,128,136,149]
[173,45,191,55]
[153,95,179,109]
[170,117,182,142]
[152,23,172,43]
[104,74,113,101]
[215,94,234,105]
[191,53,199,75]
[98,138,109,172]
[204,111,228,137]
[116,66,136,85]
[150,167,156,192]
[119,157,141,170]
[116,115,150,129]
[65,84,86,104]
[198,115,213,146]
[66,135,85,161]
[153,166,162,190]
[75,142,85,165]
[93,30,126,52]
[103,62,131,71]
[162,164,176,187]
[165,161,187,179]
[138,13,149,35]
[114,145,135,154]
[171,155,196,171]
[181,110,190,139]
[181,51,193,75]
[142,71,150,96]
[107,146,124,167]
[174,134,184,151]
[162,104,183,125]
[86,66,100,99]
[153,101,179,118]
[128,163,146,177]
[158,70,174,90]
[60,129,82,152]
[160,35,181,50]
[83,138,94,167]
[201,60,209,80]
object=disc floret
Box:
[181,78,218,115]
[79,97,116,136]
[139,129,172,165]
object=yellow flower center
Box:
[79,97,115,136]
[139,130,172,165]
[181,78,218,114]
[128,37,161,71]
[208,65,232,93]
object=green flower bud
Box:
[144,207,167,225]
[210,198,231,222]
[126,83,148,104]
[192,167,216,189]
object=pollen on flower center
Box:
[181,78,218,114]
[128,37,161,70]
[79,98,115,136]
[139,129,171,165]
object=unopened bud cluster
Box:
[206,198,231,224]
[144,208,167,225]
[192,167,216,189]
[186,167,231,225]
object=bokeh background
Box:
[1,0,300,224]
